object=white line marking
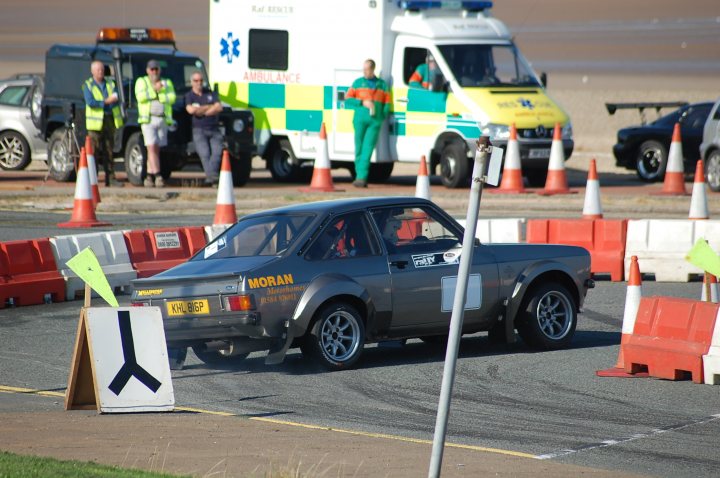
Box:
[536,413,720,460]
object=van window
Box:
[249,29,289,71]
[403,48,428,85]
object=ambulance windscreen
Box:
[438,44,541,88]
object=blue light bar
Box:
[398,1,493,11]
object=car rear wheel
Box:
[0,131,31,170]
[192,343,249,366]
[439,141,469,188]
[705,150,720,192]
[516,283,577,350]
[47,127,77,182]
[302,302,365,370]
[636,140,667,182]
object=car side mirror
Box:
[540,72,548,88]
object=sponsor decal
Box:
[136,289,163,297]
[412,249,461,268]
[259,284,306,305]
[203,236,227,259]
[248,273,294,289]
[154,231,181,249]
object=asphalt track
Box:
[1,246,719,477]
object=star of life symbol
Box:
[518,97,534,110]
[220,32,240,64]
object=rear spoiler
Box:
[605,101,688,125]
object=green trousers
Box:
[353,115,382,181]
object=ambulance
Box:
[209,0,573,188]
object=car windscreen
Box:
[437,44,541,88]
[120,56,208,95]
[194,214,315,260]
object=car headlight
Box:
[232,119,244,133]
[562,122,573,140]
[484,123,510,141]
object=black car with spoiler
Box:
[29,27,255,186]
[608,101,713,182]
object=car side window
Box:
[305,212,379,261]
[0,86,29,106]
[370,207,461,255]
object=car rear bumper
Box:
[164,313,269,345]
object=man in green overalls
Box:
[345,59,390,188]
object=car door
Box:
[370,205,498,332]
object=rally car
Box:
[132,197,593,370]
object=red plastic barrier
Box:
[526,219,627,281]
[623,296,719,383]
[0,238,66,308]
[124,227,207,279]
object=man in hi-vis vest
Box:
[82,60,124,186]
[135,59,176,188]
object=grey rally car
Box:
[131,197,593,370]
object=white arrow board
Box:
[66,306,174,413]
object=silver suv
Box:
[0,75,46,171]
[701,98,720,191]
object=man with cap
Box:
[135,59,176,187]
[82,60,124,186]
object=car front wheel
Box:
[0,131,31,170]
[636,140,667,182]
[47,127,77,182]
[124,132,146,186]
[705,150,720,192]
[516,283,577,350]
[303,302,365,370]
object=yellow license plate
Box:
[166,299,210,317]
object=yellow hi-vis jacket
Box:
[83,78,123,131]
[134,76,176,125]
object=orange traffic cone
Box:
[58,147,110,228]
[490,123,528,194]
[596,255,647,378]
[538,123,575,195]
[701,273,719,303]
[213,150,238,226]
[84,136,101,207]
[582,159,603,219]
[415,155,431,200]
[689,160,709,219]
[300,123,342,192]
[656,123,688,196]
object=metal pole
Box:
[428,137,492,478]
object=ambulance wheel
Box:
[269,138,302,182]
[368,162,394,183]
[439,142,469,188]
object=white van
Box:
[208,0,573,187]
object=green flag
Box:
[65,247,119,307]
[685,238,720,278]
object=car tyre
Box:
[368,162,394,183]
[303,302,365,370]
[705,149,720,192]
[29,75,44,130]
[124,132,146,186]
[516,283,577,350]
[47,127,77,182]
[636,140,667,182]
[0,131,31,171]
[231,153,252,187]
[192,343,249,366]
[525,170,546,188]
[269,138,302,182]
[439,141,469,188]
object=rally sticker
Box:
[154,231,181,249]
[412,249,461,268]
[203,236,227,259]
